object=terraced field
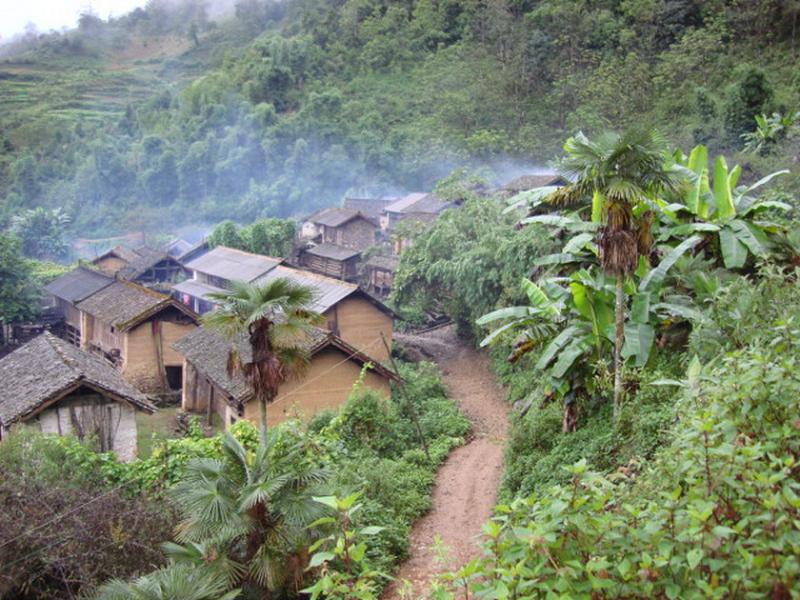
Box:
[0,35,202,135]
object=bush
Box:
[0,431,175,599]
[439,302,800,598]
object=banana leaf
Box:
[719,226,747,269]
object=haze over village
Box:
[1,1,799,598]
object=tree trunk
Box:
[259,394,268,444]
[613,273,625,421]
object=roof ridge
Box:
[43,332,82,375]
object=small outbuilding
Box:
[0,332,155,461]
[297,243,361,281]
[174,326,400,429]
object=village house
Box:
[343,197,393,222]
[173,246,283,313]
[92,245,188,291]
[44,266,114,345]
[361,255,400,297]
[174,326,399,429]
[172,246,395,361]
[73,282,199,393]
[380,192,453,233]
[301,207,378,250]
[495,173,569,200]
[0,332,156,461]
[297,243,361,281]
[255,264,395,361]
[92,245,141,274]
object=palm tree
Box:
[547,130,680,419]
[204,278,322,441]
[166,432,330,597]
[94,563,241,600]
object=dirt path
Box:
[383,326,509,599]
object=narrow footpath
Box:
[383,326,509,599]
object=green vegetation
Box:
[392,120,798,596]
[435,273,800,598]
[207,217,296,258]
[2,0,799,239]
[0,361,468,599]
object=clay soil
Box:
[383,326,509,599]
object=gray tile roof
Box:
[501,174,568,192]
[75,281,198,331]
[384,192,451,215]
[303,243,361,261]
[117,248,179,280]
[185,246,282,283]
[164,239,194,258]
[343,198,393,220]
[44,266,114,303]
[92,245,142,265]
[173,325,398,404]
[309,207,366,228]
[0,332,154,426]
[364,255,400,271]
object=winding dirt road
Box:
[383,326,509,599]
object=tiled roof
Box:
[343,198,394,220]
[76,281,198,331]
[44,266,114,303]
[185,246,282,283]
[309,207,367,228]
[164,239,193,258]
[364,255,400,271]
[501,174,568,192]
[117,248,179,280]
[302,243,361,261]
[173,326,398,404]
[384,192,451,215]
[92,245,142,265]
[0,332,154,426]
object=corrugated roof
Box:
[255,265,358,313]
[0,332,154,426]
[302,243,361,261]
[76,281,198,331]
[173,326,398,405]
[185,246,282,282]
[173,279,227,301]
[44,267,114,303]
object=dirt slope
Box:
[383,326,509,599]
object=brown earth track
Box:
[383,326,509,599]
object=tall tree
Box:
[547,130,680,419]
[0,234,38,340]
[204,278,322,440]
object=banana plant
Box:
[659,145,790,269]
[478,244,706,414]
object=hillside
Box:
[1,0,798,239]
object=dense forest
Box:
[1,1,800,599]
[1,0,799,239]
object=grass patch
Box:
[136,406,179,458]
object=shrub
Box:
[440,320,800,598]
